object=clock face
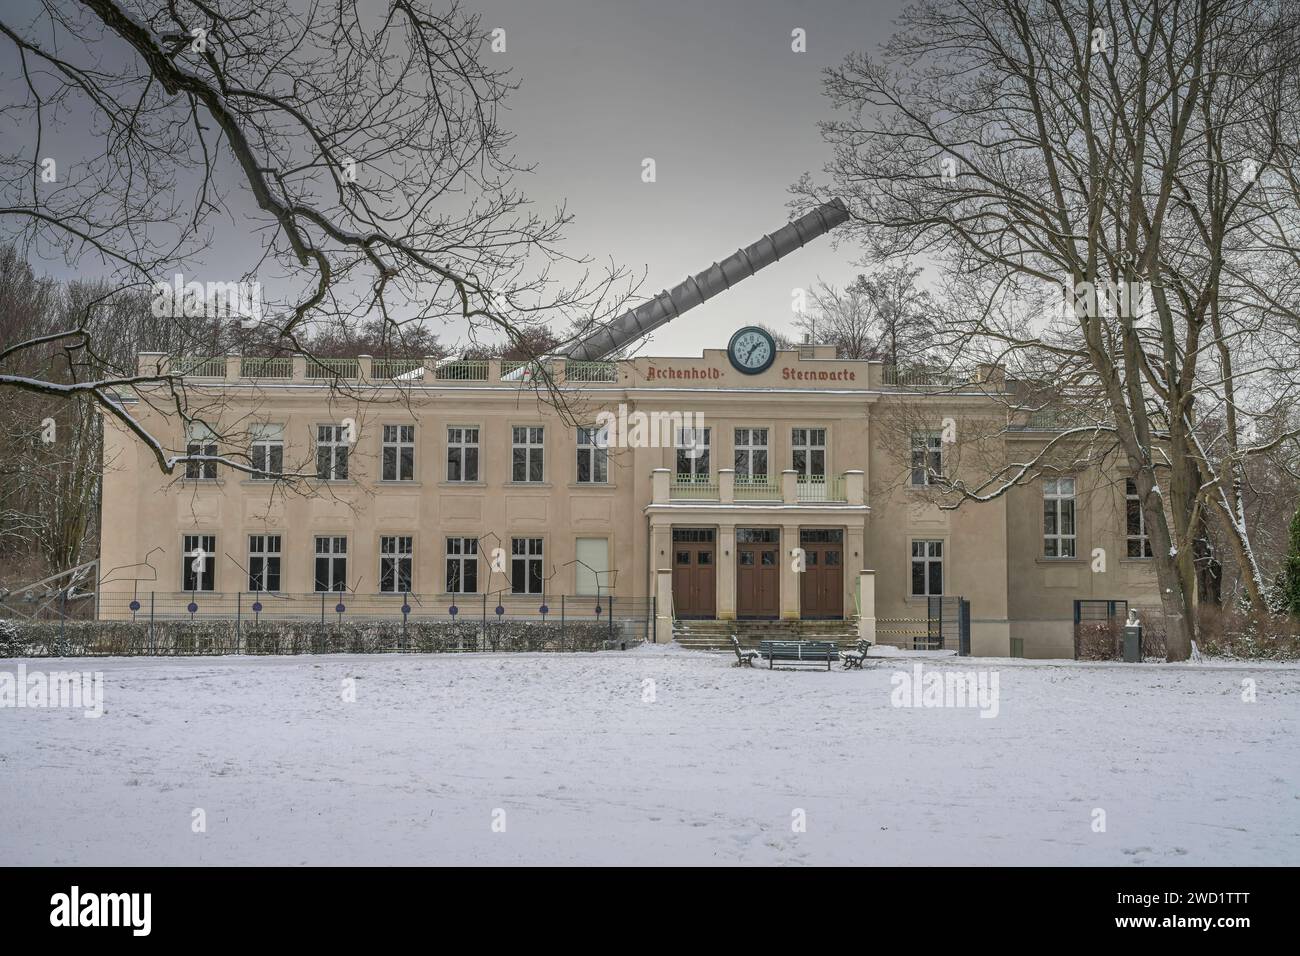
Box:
[727,326,776,374]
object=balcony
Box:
[660,469,863,506]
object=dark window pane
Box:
[912,561,925,596]
[1127,498,1142,535]
[676,551,690,565]
[697,551,712,566]
[928,562,942,596]
[465,447,478,481]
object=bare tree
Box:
[797,0,1300,658]
[795,265,941,362]
[0,0,633,478]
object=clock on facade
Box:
[726,326,776,375]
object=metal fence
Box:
[2,592,654,656]
[876,596,970,654]
[94,591,652,637]
[1073,599,1128,660]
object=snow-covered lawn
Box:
[2,645,1298,865]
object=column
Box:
[844,469,865,505]
[780,521,801,620]
[718,468,735,503]
[781,469,798,503]
[651,468,671,504]
[654,568,674,643]
[717,522,736,620]
[858,569,877,644]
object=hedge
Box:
[0,617,636,658]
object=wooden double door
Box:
[736,528,780,619]
[672,528,715,618]
[799,528,844,619]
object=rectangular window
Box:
[512,426,545,483]
[911,432,943,486]
[381,425,415,481]
[1126,478,1154,558]
[316,425,350,480]
[379,535,414,593]
[511,537,544,594]
[250,424,284,480]
[185,423,218,480]
[1043,477,1077,558]
[574,537,610,596]
[734,427,769,479]
[445,537,479,594]
[791,428,827,478]
[446,427,479,482]
[675,426,711,479]
[576,426,609,483]
[182,534,216,591]
[314,536,348,592]
[247,534,282,592]
[910,540,943,596]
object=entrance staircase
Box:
[672,618,860,651]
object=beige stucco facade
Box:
[97,346,1160,657]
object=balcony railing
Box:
[565,360,617,383]
[733,476,780,500]
[434,359,489,381]
[240,356,292,379]
[881,365,969,388]
[670,475,719,500]
[796,474,846,502]
[500,360,545,382]
[305,357,359,379]
[172,355,227,378]
[372,358,424,380]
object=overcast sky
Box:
[5,0,906,356]
[441,0,904,354]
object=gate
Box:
[877,596,970,655]
[1073,599,1128,660]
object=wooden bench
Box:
[840,638,873,669]
[757,640,838,671]
[730,635,759,668]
